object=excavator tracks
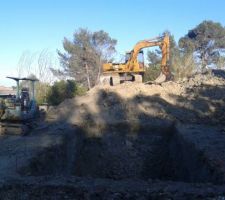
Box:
[0,122,29,136]
[100,73,145,86]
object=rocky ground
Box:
[0,69,225,199]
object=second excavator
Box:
[100,33,171,85]
[0,77,39,135]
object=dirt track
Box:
[0,70,225,199]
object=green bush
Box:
[47,80,86,106]
[143,64,161,82]
[35,82,50,104]
[170,51,196,80]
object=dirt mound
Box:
[47,70,225,127]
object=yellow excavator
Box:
[100,34,171,85]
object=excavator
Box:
[100,33,171,85]
[0,77,39,135]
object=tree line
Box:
[146,20,225,81]
[17,20,225,105]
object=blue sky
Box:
[1,0,225,86]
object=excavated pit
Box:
[18,122,225,184]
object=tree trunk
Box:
[201,49,209,70]
[96,57,101,85]
[85,63,91,90]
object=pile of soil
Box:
[47,70,225,128]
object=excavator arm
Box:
[127,34,170,78]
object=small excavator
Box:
[0,77,39,135]
[100,34,171,85]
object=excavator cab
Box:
[137,50,144,70]
[20,88,30,111]
[125,51,144,67]
[125,52,131,63]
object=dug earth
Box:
[0,70,225,199]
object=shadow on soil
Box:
[18,81,225,185]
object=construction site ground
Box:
[0,70,225,199]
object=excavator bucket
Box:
[154,72,167,84]
[144,72,169,85]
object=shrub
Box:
[47,80,86,105]
[171,51,196,80]
[143,64,161,82]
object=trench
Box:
[18,123,225,184]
